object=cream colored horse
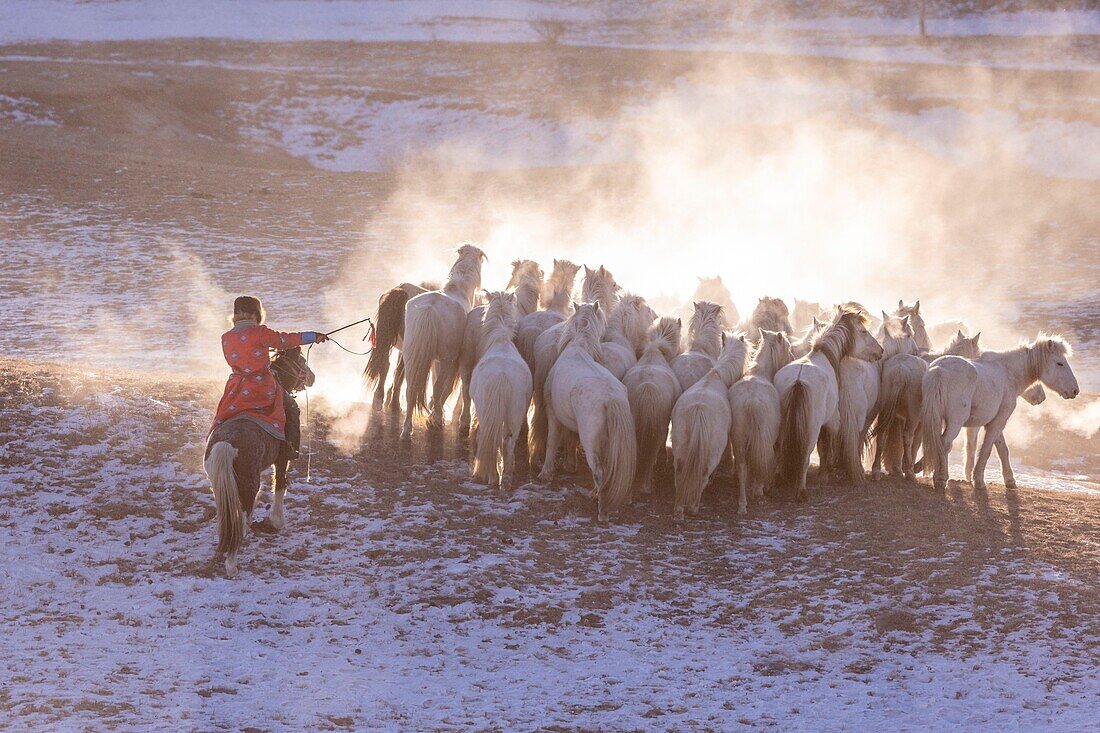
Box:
[529,265,620,469]
[894,300,932,353]
[741,297,793,343]
[516,259,580,370]
[922,335,1078,491]
[598,293,656,380]
[469,292,533,491]
[727,329,794,513]
[671,301,724,393]
[623,316,683,497]
[457,259,542,434]
[401,244,486,439]
[539,302,637,522]
[870,312,927,480]
[671,332,748,520]
[773,308,883,502]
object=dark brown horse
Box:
[362,281,438,412]
[204,347,314,578]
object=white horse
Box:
[790,317,826,359]
[922,335,1078,491]
[539,302,637,522]
[457,259,542,434]
[516,258,580,370]
[401,243,486,439]
[791,299,827,334]
[741,297,793,343]
[598,293,656,380]
[623,316,683,497]
[727,329,794,513]
[529,264,620,469]
[773,308,883,502]
[469,291,533,491]
[670,332,748,520]
[671,301,724,393]
[682,275,740,328]
[870,312,927,480]
[894,300,932,353]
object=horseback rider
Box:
[210,296,328,461]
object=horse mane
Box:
[442,243,486,304]
[687,301,724,358]
[812,307,867,379]
[481,291,519,346]
[711,332,748,385]
[988,334,1073,383]
[541,259,580,312]
[642,316,683,360]
[508,259,543,316]
[558,302,606,355]
[581,265,620,313]
[879,312,918,359]
[747,296,792,334]
[746,330,792,379]
[607,293,655,350]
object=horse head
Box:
[272,346,315,393]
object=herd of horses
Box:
[203,243,1081,576]
[363,244,1081,522]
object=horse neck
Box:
[994,345,1045,394]
[882,334,916,360]
[559,323,602,358]
[811,323,852,386]
[512,280,540,317]
[688,318,722,359]
[746,342,783,381]
[482,317,516,347]
[713,342,747,386]
[582,278,618,313]
[443,257,481,308]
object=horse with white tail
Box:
[671,331,748,520]
[469,291,533,491]
[870,311,927,481]
[401,243,487,439]
[921,335,1078,491]
[773,307,883,502]
[529,264,620,470]
[623,316,683,498]
[727,329,794,513]
[456,258,542,434]
[539,302,637,522]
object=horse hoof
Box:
[673,507,685,522]
[974,481,987,491]
[372,398,384,411]
[1005,479,1017,489]
[225,560,238,578]
[268,515,285,532]
[737,504,747,516]
[933,481,947,491]
[536,470,553,485]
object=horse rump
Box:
[364,285,411,387]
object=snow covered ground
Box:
[1,361,1098,730]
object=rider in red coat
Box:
[211,296,328,459]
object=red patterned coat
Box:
[211,322,305,440]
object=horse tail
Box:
[402,304,437,416]
[741,400,778,489]
[920,370,947,478]
[599,398,637,518]
[471,373,512,485]
[632,381,668,464]
[364,286,409,387]
[870,371,903,449]
[673,403,713,519]
[775,380,813,499]
[205,442,242,556]
[837,377,867,483]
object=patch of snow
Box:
[0,93,57,126]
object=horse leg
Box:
[429,357,459,431]
[902,422,917,481]
[270,460,288,531]
[372,349,390,411]
[934,415,966,491]
[457,370,473,437]
[736,450,749,515]
[401,370,416,439]
[537,406,562,485]
[994,434,1016,489]
[964,426,979,483]
[870,422,887,481]
[502,434,516,491]
[562,432,580,474]
[973,414,1009,491]
[386,354,405,412]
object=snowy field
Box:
[2,2,1100,730]
[2,359,1099,731]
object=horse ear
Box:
[583,265,592,276]
[720,331,728,346]
[593,300,601,314]
[901,315,912,335]
[715,275,722,283]
[881,309,890,324]
[571,300,581,313]
[914,300,920,315]
[973,332,981,345]
[898,299,905,310]
[956,328,965,339]
[676,318,682,328]
[757,327,765,341]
